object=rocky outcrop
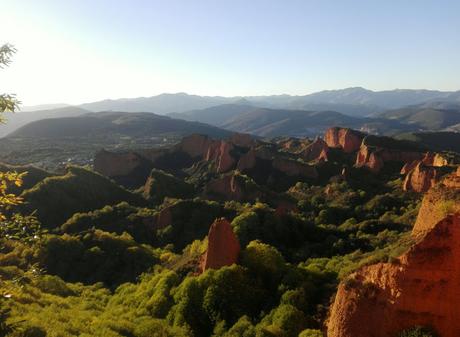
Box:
[276,137,312,153]
[444,167,460,188]
[355,143,423,173]
[205,140,236,173]
[324,127,365,153]
[200,218,240,272]
[422,152,449,167]
[402,152,450,175]
[204,172,262,201]
[329,167,460,337]
[177,134,214,158]
[413,169,460,236]
[401,152,450,192]
[179,134,249,173]
[327,213,460,337]
[402,162,440,193]
[400,160,420,175]
[301,138,329,162]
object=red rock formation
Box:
[204,173,262,201]
[318,148,329,162]
[272,158,318,178]
[400,160,420,175]
[413,170,460,236]
[200,218,240,272]
[324,127,365,153]
[236,146,279,172]
[94,150,145,177]
[327,213,460,337]
[277,138,312,153]
[355,144,423,173]
[403,162,440,193]
[329,169,460,337]
[422,152,448,167]
[177,134,214,158]
[301,138,329,162]
[205,140,236,173]
[178,135,241,173]
[204,174,244,201]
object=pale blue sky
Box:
[1,0,460,105]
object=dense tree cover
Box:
[155,198,225,252]
[143,169,195,204]
[20,166,145,228]
[0,160,423,336]
[61,202,156,243]
[37,230,160,287]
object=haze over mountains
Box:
[3,87,460,139]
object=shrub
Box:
[299,329,323,337]
[399,326,438,337]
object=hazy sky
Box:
[1,0,460,105]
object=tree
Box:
[0,44,20,116]
[0,44,24,220]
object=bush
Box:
[399,326,438,337]
[299,329,323,337]
[143,169,194,204]
[38,231,158,286]
[35,275,75,297]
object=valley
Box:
[1,121,459,336]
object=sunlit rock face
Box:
[328,213,460,337]
[200,218,240,272]
[413,170,460,237]
[177,134,214,158]
[301,137,329,162]
[324,127,365,153]
[205,140,236,173]
[328,169,460,337]
[355,143,423,173]
[402,162,440,193]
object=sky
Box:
[1,0,460,105]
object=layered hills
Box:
[6,87,460,140]
[77,88,460,114]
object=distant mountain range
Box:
[9,103,460,140]
[75,87,460,114]
[170,102,460,137]
[171,105,371,137]
[3,87,460,138]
